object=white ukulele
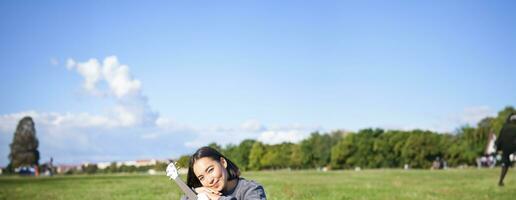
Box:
[166,162,209,200]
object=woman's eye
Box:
[208,168,213,173]
[199,177,204,181]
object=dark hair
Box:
[186,146,240,188]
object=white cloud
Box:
[65,56,157,127]
[256,123,322,145]
[458,106,495,125]
[156,117,188,131]
[1,55,330,165]
[102,56,141,98]
[66,58,76,70]
[240,119,265,132]
[66,56,142,99]
[0,56,158,132]
[0,111,37,133]
[258,130,309,145]
[0,111,129,132]
[376,106,497,133]
[1,56,156,132]
[180,121,322,148]
[183,130,253,149]
[1,109,322,165]
[75,58,102,92]
[433,106,495,133]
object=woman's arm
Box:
[216,184,266,200]
[241,184,267,200]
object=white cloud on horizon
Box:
[374,106,496,133]
[155,117,321,148]
[257,123,323,145]
[258,130,309,145]
[1,105,495,165]
[458,106,495,125]
[240,119,266,132]
[0,111,129,132]
[430,106,495,133]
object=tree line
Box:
[177,106,515,170]
[4,106,514,174]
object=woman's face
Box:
[193,157,228,192]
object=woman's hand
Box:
[195,187,222,200]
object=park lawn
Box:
[0,168,515,200]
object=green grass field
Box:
[1,168,515,200]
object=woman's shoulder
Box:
[237,178,263,187]
[233,178,266,199]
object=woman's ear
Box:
[220,157,228,168]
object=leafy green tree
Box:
[300,132,335,168]
[331,133,356,169]
[260,143,293,169]
[208,143,223,152]
[106,162,118,173]
[372,130,407,168]
[260,145,277,169]
[400,130,442,168]
[154,161,168,172]
[491,106,516,136]
[224,139,256,170]
[176,155,190,169]
[350,128,383,168]
[82,164,98,174]
[248,142,265,170]
[289,144,303,169]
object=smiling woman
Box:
[182,146,267,200]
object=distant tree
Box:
[119,165,137,173]
[491,106,516,136]
[259,146,278,169]
[331,133,356,169]
[277,143,294,168]
[82,164,98,174]
[248,142,265,170]
[259,143,293,169]
[154,161,168,172]
[400,130,442,168]
[372,130,407,168]
[176,155,190,169]
[300,132,334,168]
[106,162,118,173]
[208,143,223,152]
[8,116,40,170]
[289,144,303,169]
[446,126,484,166]
[223,139,255,171]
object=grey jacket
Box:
[181,178,266,200]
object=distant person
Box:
[495,113,516,186]
[182,146,267,200]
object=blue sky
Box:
[1,0,515,166]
